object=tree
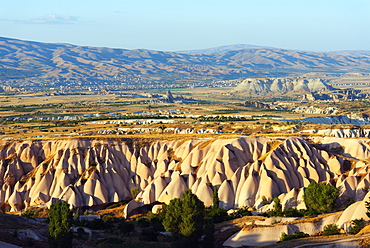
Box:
[161,190,210,247]
[162,198,183,234]
[348,218,365,234]
[365,198,370,218]
[212,187,219,209]
[130,186,140,199]
[272,196,282,213]
[48,200,73,248]
[159,125,167,134]
[268,196,283,217]
[162,190,205,238]
[303,182,339,214]
[180,190,205,238]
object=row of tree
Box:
[46,181,350,247]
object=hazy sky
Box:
[1,0,369,51]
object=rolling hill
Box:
[1,36,370,86]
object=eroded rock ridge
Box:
[0,136,369,215]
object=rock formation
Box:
[235,77,332,95]
[302,127,370,138]
[291,106,337,115]
[0,136,369,216]
[244,101,271,109]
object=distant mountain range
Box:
[1,36,370,86]
[176,44,274,54]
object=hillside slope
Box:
[1,37,370,84]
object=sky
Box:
[1,0,369,52]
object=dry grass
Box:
[19,166,38,183]
[81,163,98,180]
[198,138,217,150]
[96,204,127,218]
[275,212,343,226]
[194,161,203,174]
[258,140,283,161]
[358,225,370,235]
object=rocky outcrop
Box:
[224,191,370,247]
[0,136,369,216]
[223,210,365,247]
[291,106,337,115]
[303,128,370,138]
[244,101,271,109]
[235,77,332,95]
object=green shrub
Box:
[283,208,303,217]
[206,207,229,223]
[348,218,365,235]
[304,182,339,213]
[302,208,318,217]
[212,187,220,209]
[323,224,340,236]
[48,200,73,248]
[130,186,140,199]
[279,231,309,242]
[365,198,370,218]
[268,197,283,217]
[229,206,252,219]
[101,214,115,223]
[21,209,36,219]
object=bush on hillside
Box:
[323,224,340,236]
[348,218,366,235]
[206,207,229,223]
[304,182,339,213]
[279,231,309,242]
[228,206,252,219]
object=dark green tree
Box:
[268,196,283,217]
[179,190,205,238]
[161,190,210,247]
[212,187,219,209]
[365,198,370,218]
[303,182,339,214]
[348,218,365,234]
[273,197,282,213]
[48,200,73,248]
[159,125,167,134]
[162,198,183,234]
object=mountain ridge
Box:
[1,36,370,86]
[176,44,275,54]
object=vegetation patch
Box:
[279,231,309,242]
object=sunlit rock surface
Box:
[0,136,369,215]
